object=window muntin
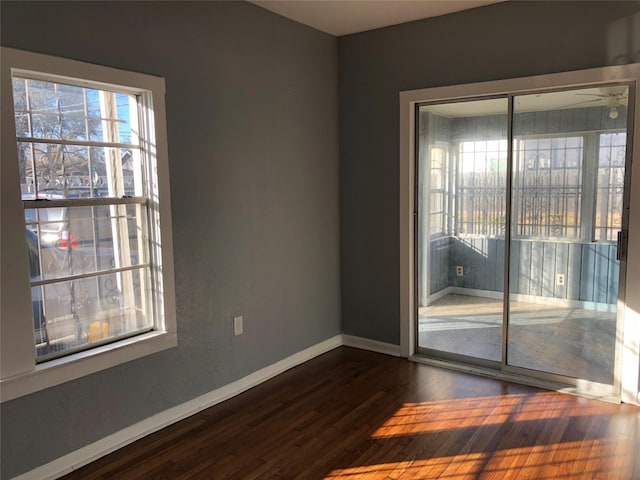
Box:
[13,76,153,362]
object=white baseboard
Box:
[451,287,616,312]
[427,286,454,304]
[342,334,401,357]
[451,287,503,300]
[13,334,343,480]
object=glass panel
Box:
[12,78,31,138]
[512,136,583,238]
[32,285,47,346]
[595,132,626,241]
[24,204,148,281]
[458,139,508,237]
[35,268,151,360]
[12,77,138,145]
[417,98,508,362]
[508,85,629,384]
[18,143,141,198]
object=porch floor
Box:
[418,294,616,384]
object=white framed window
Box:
[428,146,449,236]
[1,47,177,401]
[447,132,625,242]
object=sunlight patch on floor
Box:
[324,439,625,479]
[371,393,618,439]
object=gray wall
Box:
[445,238,619,304]
[428,236,619,306]
[339,0,640,344]
[0,2,340,477]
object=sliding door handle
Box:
[617,230,628,261]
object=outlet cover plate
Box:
[234,316,243,336]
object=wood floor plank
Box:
[61,347,639,480]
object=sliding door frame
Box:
[414,94,509,369]
[400,64,640,404]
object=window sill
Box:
[0,330,177,402]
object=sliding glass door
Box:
[507,86,630,386]
[416,84,633,392]
[417,98,508,364]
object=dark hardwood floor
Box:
[62,347,640,479]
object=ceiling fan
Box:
[572,86,629,119]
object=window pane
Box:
[57,84,87,140]
[23,79,60,139]
[12,77,138,145]
[12,77,30,137]
[512,136,583,238]
[36,268,151,360]
[457,140,508,237]
[24,204,148,281]
[596,132,626,241]
[18,142,141,198]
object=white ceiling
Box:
[249,0,505,36]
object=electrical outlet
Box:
[234,316,243,336]
[556,274,565,286]
[456,266,464,276]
